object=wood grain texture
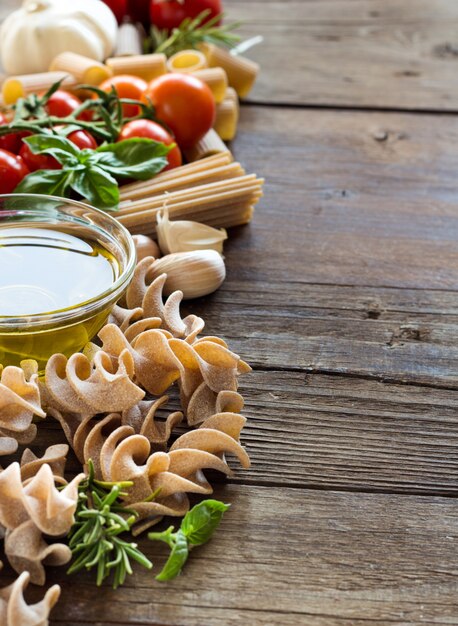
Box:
[14,484,458,625]
[188,281,458,386]
[227,105,458,290]
[25,368,458,496]
[227,0,458,110]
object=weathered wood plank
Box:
[19,484,458,625]
[228,105,458,291]
[187,281,458,386]
[228,0,458,111]
[26,368,458,495]
[237,370,458,493]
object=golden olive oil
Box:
[0,227,120,369]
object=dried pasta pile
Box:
[0,257,251,624]
[118,151,264,235]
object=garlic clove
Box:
[149,250,226,299]
[132,235,161,261]
[157,208,227,256]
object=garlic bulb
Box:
[150,251,226,299]
[157,208,227,255]
[0,0,118,75]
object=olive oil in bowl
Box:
[0,195,136,370]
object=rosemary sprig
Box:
[67,461,153,588]
[148,10,242,57]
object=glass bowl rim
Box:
[0,193,136,328]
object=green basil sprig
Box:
[148,499,230,581]
[15,134,171,211]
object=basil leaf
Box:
[25,134,80,156]
[154,530,189,582]
[14,169,72,197]
[181,500,230,546]
[24,134,80,167]
[95,138,170,180]
[70,166,119,211]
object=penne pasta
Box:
[2,72,77,105]
[191,67,228,103]
[225,86,239,108]
[214,96,239,141]
[106,54,167,82]
[184,129,228,162]
[49,52,112,86]
[200,43,259,98]
[114,22,144,56]
[167,49,208,73]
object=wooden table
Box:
[3,1,458,624]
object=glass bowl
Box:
[0,194,136,370]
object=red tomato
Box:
[150,0,221,31]
[19,144,62,172]
[146,74,215,148]
[128,0,150,25]
[18,130,97,172]
[0,150,30,193]
[45,90,92,121]
[66,129,98,150]
[0,113,29,154]
[98,76,148,119]
[118,120,182,170]
[101,0,128,23]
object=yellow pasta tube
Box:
[2,72,77,105]
[200,44,259,98]
[214,97,239,141]
[167,49,208,73]
[115,22,144,56]
[225,86,239,108]
[191,67,228,103]
[184,129,228,162]
[106,54,167,82]
[49,52,112,86]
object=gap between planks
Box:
[240,99,458,117]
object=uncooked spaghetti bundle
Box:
[118,153,263,234]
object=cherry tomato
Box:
[150,0,222,31]
[101,0,128,23]
[0,113,29,154]
[146,74,215,148]
[98,75,148,119]
[118,120,182,170]
[19,129,97,172]
[0,150,30,193]
[66,129,98,150]
[19,143,62,172]
[128,0,150,25]
[45,90,92,121]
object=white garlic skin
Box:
[132,235,161,262]
[0,0,118,75]
[156,208,227,256]
[150,250,226,299]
